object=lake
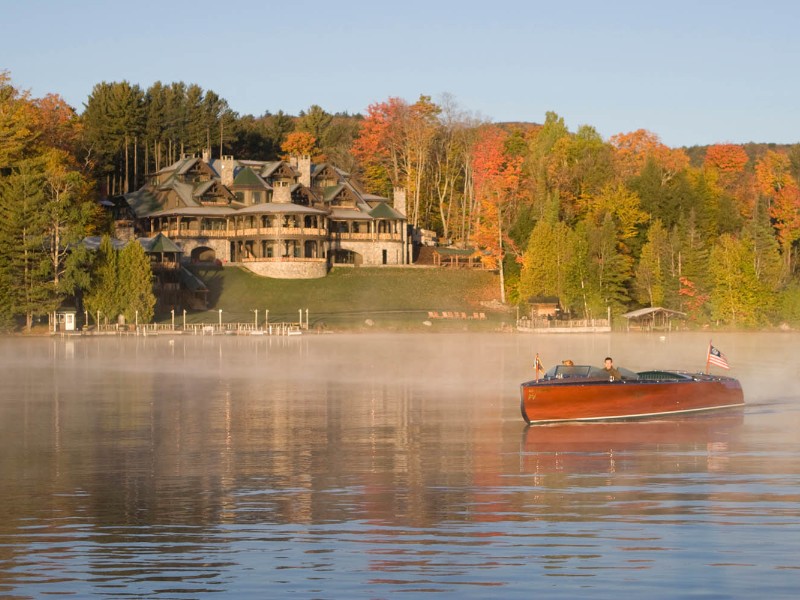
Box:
[0,332,798,598]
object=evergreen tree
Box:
[117,240,155,324]
[0,159,54,330]
[518,217,573,307]
[84,235,121,325]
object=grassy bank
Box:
[178,265,509,332]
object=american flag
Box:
[534,354,544,372]
[707,343,730,369]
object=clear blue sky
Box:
[3,0,797,147]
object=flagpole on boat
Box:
[705,339,712,374]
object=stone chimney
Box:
[273,181,292,203]
[201,148,211,163]
[393,187,407,215]
[218,155,235,187]
[296,155,311,188]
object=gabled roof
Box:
[125,188,163,218]
[232,166,270,188]
[368,202,404,219]
[140,233,182,253]
[260,161,297,179]
[193,180,216,197]
[176,157,200,176]
[323,184,346,202]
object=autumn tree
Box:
[705,143,749,175]
[281,131,317,157]
[0,71,38,169]
[470,126,522,302]
[351,95,440,227]
[610,128,689,185]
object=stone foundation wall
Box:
[179,239,230,262]
[243,260,329,279]
[336,240,406,265]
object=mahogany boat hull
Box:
[520,372,744,425]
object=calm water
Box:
[0,332,798,598]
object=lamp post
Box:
[218,309,222,328]
[183,309,186,330]
[171,309,175,330]
[254,309,258,330]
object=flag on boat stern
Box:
[707,343,730,369]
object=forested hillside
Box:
[2,71,800,330]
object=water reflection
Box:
[0,334,798,598]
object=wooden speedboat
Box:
[520,364,744,425]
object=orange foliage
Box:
[755,150,792,196]
[33,93,82,153]
[470,126,522,268]
[678,276,709,319]
[281,131,317,157]
[609,129,688,182]
[770,182,800,251]
[704,144,748,174]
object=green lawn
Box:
[177,265,509,331]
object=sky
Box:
[2,0,798,148]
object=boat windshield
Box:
[545,365,640,380]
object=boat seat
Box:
[637,370,691,382]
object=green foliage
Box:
[634,219,668,307]
[0,158,56,330]
[84,235,121,324]
[518,217,573,306]
[777,281,800,325]
[708,234,771,327]
[117,241,155,323]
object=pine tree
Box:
[117,240,155,324]
[84,235,121,325]
[0,159,55,330]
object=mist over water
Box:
[0,332,798,598]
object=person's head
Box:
[604,357,613,369]
[562,359,574,366]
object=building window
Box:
[252,191,262,204]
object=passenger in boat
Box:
[561,359,574,366]
[603,357,622,380]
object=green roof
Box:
[232,166,265,187]
[434,247,476,256]
[142,233,182,253]
[323,184,344,202]
[369,202,404,219]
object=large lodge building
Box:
[121,151,409,279]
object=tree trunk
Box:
[497,202,505,303]
[124,134,130,194]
